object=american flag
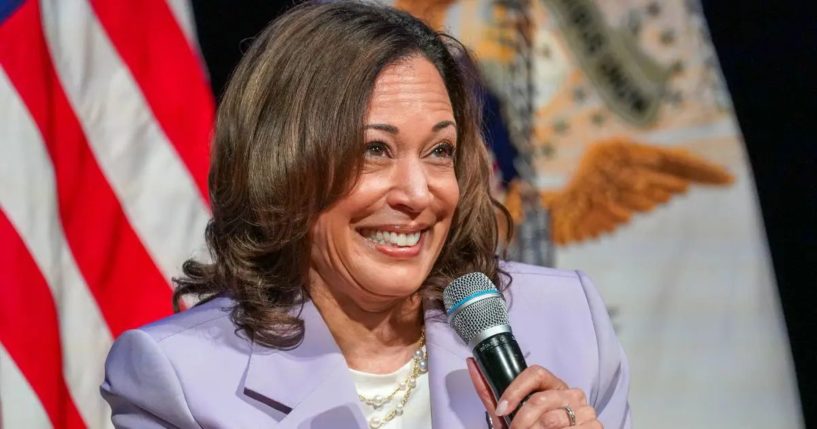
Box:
[0,0,214,427]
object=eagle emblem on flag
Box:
[396,0,734,254]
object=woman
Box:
[101,2,631,428]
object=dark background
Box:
[701,1,817,425]
[192,1,817,425]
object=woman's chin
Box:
[350,265,428,300]
[363,274,426,297]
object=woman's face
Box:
[309,55,460,310]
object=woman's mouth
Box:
[359,228,422,247]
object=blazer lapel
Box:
[241,300,488,428]
[242,301,368,428]
[424,305,488,429]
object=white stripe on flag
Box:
[0,344,54,429]
[40,0,211,284]
[0,67,114,429]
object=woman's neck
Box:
[308,273,424,374]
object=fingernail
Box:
[495,400,509,416]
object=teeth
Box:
[363,229,422,247]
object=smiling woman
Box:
[309,57,461,320]
[176,0,501,352]
[99,2,630,428]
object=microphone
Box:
[443,272,527,423]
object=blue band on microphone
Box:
[447,289,500,315]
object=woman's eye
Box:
[431,142,455,159]
[364,141,389,158]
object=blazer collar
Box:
[242,300,368,428]
[242,300,487,428]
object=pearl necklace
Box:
[357,332,428,429]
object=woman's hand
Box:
[467,358,602,429]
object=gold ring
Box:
[564,405,577,426]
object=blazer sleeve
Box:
[100,329,201,428]
[577,271,632,429]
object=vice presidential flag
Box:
[390,0,803,427]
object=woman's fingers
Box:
[495,365,570,417]
[466,357,506,429]
[466,361,599,429]
[508,391,593,429]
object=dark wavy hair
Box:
[174,1,512,349]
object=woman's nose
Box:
[387,157,433,214]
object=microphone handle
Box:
[472,331,528,424]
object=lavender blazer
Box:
[101,262,631,428]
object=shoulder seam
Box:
[150,331,204,428]
[149,310,232,343]
[122,329,204,428]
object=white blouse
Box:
[349,358,432,429]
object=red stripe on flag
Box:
[90,0,214,204]
[0,0,173,336]
[0,209,86,429]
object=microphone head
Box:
[442,272,510,347]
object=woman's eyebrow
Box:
[364,123,399,134]
[432,120,456,132]
[364,120,456,135]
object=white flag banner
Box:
[390,0,804,427]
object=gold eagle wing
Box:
[523,139,734,245]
